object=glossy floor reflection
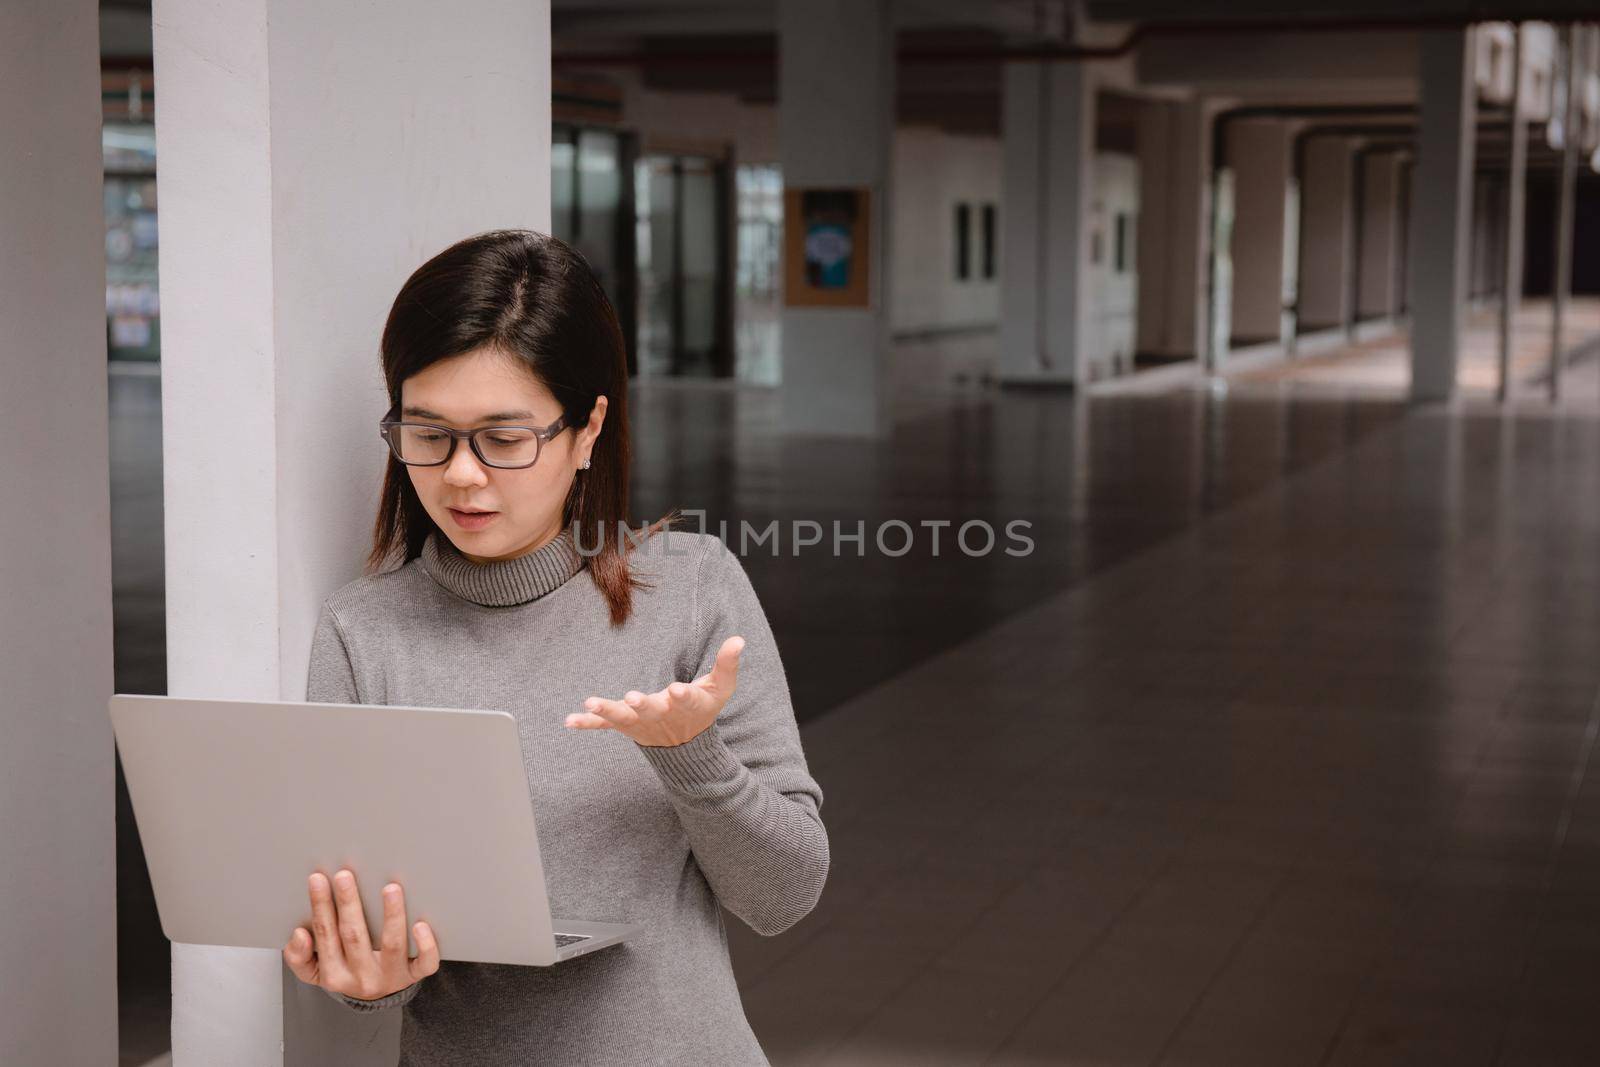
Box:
[1226,298,1600,400]
[627,379,1405,724]
[724,369,1600,1065]
[111,354,1600,1064]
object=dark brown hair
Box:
[367,229,679,625]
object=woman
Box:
[282,229,829,1065]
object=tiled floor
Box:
[626,374,1405,723]
[726,361,1600,1063]
[110,326,1600,1063]
[1224,298,1600,399]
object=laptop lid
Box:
[109,693,566,967]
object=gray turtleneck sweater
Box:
[302,525,829,1066]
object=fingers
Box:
[283,926,317,983]
[296,871,432,999]
[331,868,373,957]
[572,669,730,725]
[307,872,347,971]
[665,681,698,709]
[622,687,670,716]
[572,696,640,730]
[378,882,407,955]
[408,920,442,981]
[570,649,745,739]
[708,635,744,695]
[664,678,718,718]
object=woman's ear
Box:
[585,395,608,447]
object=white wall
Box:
[616,81,1003,340]
[1,2,119,1061]
[154,0,551,1060]
[890,126,1002,334]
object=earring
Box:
[580,458,591,470]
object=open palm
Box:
[566,635,744,747]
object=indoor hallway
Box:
[109,354,1600,1066]
[718,362,1600,1065]
[20,3,1600,1064]
[109,357,1409,1064]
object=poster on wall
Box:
[783,187,871,308]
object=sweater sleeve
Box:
[305,601,426,1014]
[634,537,830,936]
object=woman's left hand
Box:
[566,635,745,747]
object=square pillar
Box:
[0,1,118,1060]
[1134,98,1171,359]
[778,0,894,435]
[1410,28,1477,402]
[999,60,1096,387]
[1358,151,1404,320]
[1135,97,1211,361]
[1224,119,1293,348]
[1297,136,1355,332]
[1498,24,1528,401]
[153,0,551,1061]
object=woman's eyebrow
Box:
[402,405,536,423]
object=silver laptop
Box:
[109,693,641,967]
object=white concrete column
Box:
[778,0,893,435]
[1410,28,1476,402]
[1357,151,1404,320]
[1550,23,1582,402]
[999,59,1096,386]
[153,0,550,1062]
[0,2,118,1062]
[1298,136,1355,332]
[1497,23,1528,402]
[1224,119,1292,347]
[999,62,1046,384]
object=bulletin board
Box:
[783,187,871,308]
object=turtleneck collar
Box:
[421,525,586,607]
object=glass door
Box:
[552,123,638,374]
[634,153,733,378]
[735,163,782,385]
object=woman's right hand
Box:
[283,868,441,1002]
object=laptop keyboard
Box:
[553,933,591,948]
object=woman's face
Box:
[400,346,606,565]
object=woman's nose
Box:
[442,442,487,486]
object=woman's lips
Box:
[448,507,499,530]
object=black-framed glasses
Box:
[378,410,569,470]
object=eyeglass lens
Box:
[389,425,541,468]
